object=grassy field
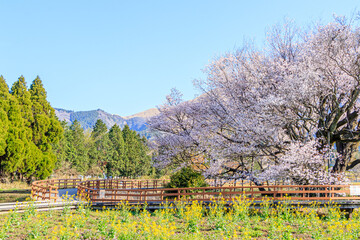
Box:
[0,181,31,204]
[0,192,29,203]
[0,181,30,191]
[1,197,360,240]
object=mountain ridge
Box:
[54,108,159,135]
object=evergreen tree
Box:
[28,76,62,179]
[11,76,34,127]
[66,120,88,173]
[0,76,9,157]
[107,124,125,176]
[29,76,63,150]
[122,125,151,177]
[52,121,69,170]
[10,76,37,180]
[91,119,107,139]
[0,76,19,178]
[89,119,111,175]
[0,75,65,181]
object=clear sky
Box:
[0,1,359,116]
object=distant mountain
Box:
[54,108,159,136]
[123,108,159,119]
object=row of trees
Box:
[0,76,153,182]
[53,119,152,178]
[149,17,360,185]
[0,76,62,182]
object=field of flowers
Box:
[1,197,360,239]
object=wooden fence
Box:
[77,180,360,203]
[31,180,58,201]
[79,179,168,190]
[32,178,360,203]
[31,178,168,202]
[31,178,82,201]
[77,179,169,202]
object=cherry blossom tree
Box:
[149,17,360,185]
[258,140,345,185]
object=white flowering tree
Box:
[149,17,360,185]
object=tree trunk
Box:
[332,141,358,173]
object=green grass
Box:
[0,192,30,203]
[0,182,31,203]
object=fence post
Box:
[302,186,305,199]
[273,186,276,199]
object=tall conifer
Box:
[91,119,107,139]
[30,76,62,149]
[90,119,111,175]
[0,76,28,179]
[107,124,125,176]
[122,125,151,177]
[11,76,33,127]
[67,120,88,173]
[0,76,9,157]
[29,76,62,179]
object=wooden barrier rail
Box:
[77,179,169,201]
[31,180,59,202]
[80,179,168,190]
[32,178,168,202]
[77,180,360,203]
[48,178,83,189]
[33,178,360,204]
[31,178,82,201]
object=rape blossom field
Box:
[1,197,360,239]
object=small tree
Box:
[166,167,208,188]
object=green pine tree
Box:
[107,124,125,176]
[30,76,63,150]
[91,119,107,139]
[0,76,9,157]
[11,76,34,127]
[52,121,69,170]
[122,125,151,178]
[0,76,29,180]
[0,75,62,181]
[28,76,62,179]
[89,119,111,175]
[66,120,89,173]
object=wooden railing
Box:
[77,180,360,203]
[32,178,167,202]
[80,179,168,190]
[77,179,169,202]
[31,178,82,201]
[48,178,83,189]
[32,178,360,204]
[31,180,58,201]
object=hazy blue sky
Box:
[0,1,359,116]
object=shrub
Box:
[166,167,208,188]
